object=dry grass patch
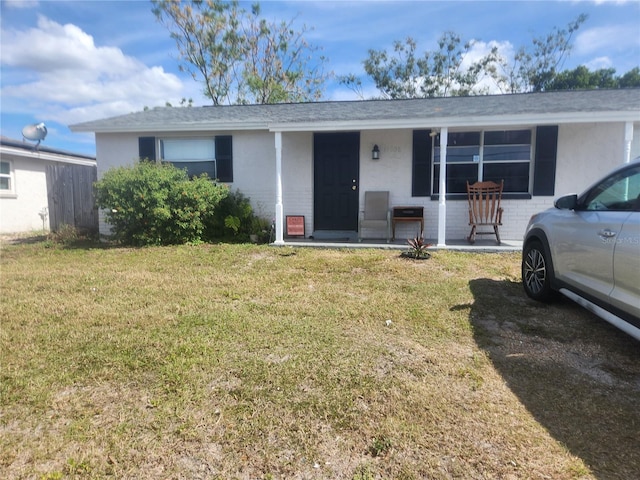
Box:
[1,239,638,479]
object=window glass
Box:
[483,145,531,162]
[434,164,479,194]
[484,163,530,192]
[160,138,216,178]
[430,129,532,195]
[485,130,531,145]
[583,166,640,211]
[0,161,10,175]
[434,145,480,163]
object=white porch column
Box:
[274,131,284,245]
[437,127,448,247]
[624,122,634,164]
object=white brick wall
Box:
[94,121,640,241]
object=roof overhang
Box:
[70,121,271,134]
[269,111,640,132]
[71,111,639,135]
[0,144,97,167]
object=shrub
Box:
[204,190,255,242]
[94,161,228,245]
[403,235,432,259]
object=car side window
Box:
[582,166,640,212]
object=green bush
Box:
[94,161,228,245]
[204,190,255,242]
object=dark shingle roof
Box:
[70,89,640,133]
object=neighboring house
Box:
[0,136,97,234]
[70,89,640,245]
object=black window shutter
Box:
[138,136,156,161]
[533,126,558,196]
[412,130,432,196]
[215,135,233,182]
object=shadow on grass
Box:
[466,278,640,479]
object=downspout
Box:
[437,127,448,247]
[624,122,633,164]
[274,131,284,245]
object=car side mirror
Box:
[554,194,578,210]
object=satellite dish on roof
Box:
[22,122,48,149]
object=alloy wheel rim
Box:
[524,249,546,294]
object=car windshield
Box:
[582,165,640,211]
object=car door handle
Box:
[598,229,617,238]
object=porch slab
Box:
[277,237,523,252]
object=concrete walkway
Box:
[277,237,523,252]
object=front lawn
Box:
[1,240,638,479]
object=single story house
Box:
[70,89,640,246]
[0,136,97,234]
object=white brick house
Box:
[70,89,640,245]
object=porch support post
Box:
[437,127,448,247]
[624,122,633,164]
[274,131,284,245]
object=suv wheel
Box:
[522,240,553,301]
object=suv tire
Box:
[522,240,554,301]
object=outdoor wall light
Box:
[372,144,380,160]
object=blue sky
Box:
[1,0,639,155]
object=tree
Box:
[496,14,588,93]
[546,65,640,90]
[544,66,616,90]
[152,0,329,105]
[340,33,500,99]
[619,67,640,88]
[240,4,327,103]
[342,15,590,98]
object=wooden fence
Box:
[46,164,98,233]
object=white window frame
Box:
[0,159,15,196]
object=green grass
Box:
[1,239,638,479]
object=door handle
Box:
[598,229,617,238]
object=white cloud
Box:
[584,56,614,70]
[463,40,514,69]
[574,24,638,57]
[0,16,186,124]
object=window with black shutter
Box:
[139,135,233,182]
[412,127,558,198]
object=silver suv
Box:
[522,158,640,341]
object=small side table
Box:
[392,206,424,240]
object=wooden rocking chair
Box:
[466,180,504,245]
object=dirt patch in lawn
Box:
[468,277,640,480]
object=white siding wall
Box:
[0,156,50,233]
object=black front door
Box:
[313,132,360,231]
